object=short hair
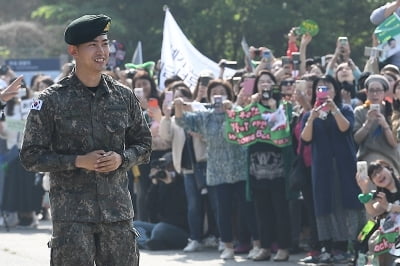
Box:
[207,79,234,102]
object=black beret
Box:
[64,14,111,45]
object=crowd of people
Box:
[1,2,400,266]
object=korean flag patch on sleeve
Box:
[31,99,43,110]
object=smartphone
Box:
[370,103,380,112]
[316,86,329,112]
[338,36,348,46]
[263,50,271,60]
[292,52,301,66]
[213,95,224,113]
[18,88,27,98]
[295,80,307,94]
[357,161,368,179]
[148,98,159,108]
[134,87,144,98]
[221,61,237,67]
[242,78,255,96]
[316,86,328,100]
[364,47,381,58]
[271,85,282,103]
[164,91,173,106]
[364,47,372,57]
[282,56,291,66]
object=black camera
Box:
[149,152,173,180]
[126,69,136,79]
[0,65,9,75]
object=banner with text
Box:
[159,9,235,90]
[374,13,400,62]
[225,103,292,147]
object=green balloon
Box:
[299,19,319,37]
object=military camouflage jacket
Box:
[20,73,152,223]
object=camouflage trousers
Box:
[49,220,139,266]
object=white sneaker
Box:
[203,235,218,248]
[218,240,225,252]
[183,239,203,252]
[220,247,234,259]
[247,246,261,259]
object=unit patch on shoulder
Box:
[31,99,43,110]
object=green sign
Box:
[371,231,398,256]
[225,103,292,147]
[295,20,319,37]
[374,13,400,44]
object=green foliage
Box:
[0,0,389,68]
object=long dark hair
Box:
[252,70,276,95]
[368,160,400,200]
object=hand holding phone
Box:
[338,36,348,47]
[163,91,173,107]
[370,104,380,113]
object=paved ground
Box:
[0,220,306,265]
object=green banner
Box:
[371,231,398,256]
[374,13,400,62]
[225,103,292,147]
[374,13,400,44]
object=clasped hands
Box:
[75,150,122,172]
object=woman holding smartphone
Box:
[174,80,258,260]
[301,75,364,264]
[353,74,400,174]
[355,159,400,265]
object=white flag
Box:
[159,9,235,90]
[131,41,143,64]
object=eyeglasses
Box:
[368,88,384,94]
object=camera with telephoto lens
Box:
[149,152,173,180]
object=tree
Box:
[0,0,387,68]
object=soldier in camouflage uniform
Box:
[19,14,152,266]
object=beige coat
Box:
[159,116,207,174]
